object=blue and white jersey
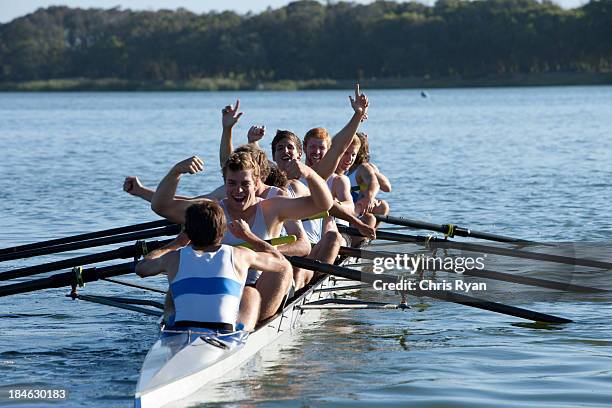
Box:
[171,245,244,327]
[346,168,362,202]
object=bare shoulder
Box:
[336,174,351,187]
[161,250,181,279]
[368,162,380,173]
[232,245,251,259]
[231,246,253,279]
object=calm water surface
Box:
[0,87,611,407]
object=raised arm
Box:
[312,84,369,179]
[264,160,333,223]
[124,176,155,202]
[124,176,194,203]
[219,100,243,168]
[151,156,208,224]
[247,125,265,149]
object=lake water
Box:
[0,86,611,407]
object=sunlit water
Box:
[0,87,611,407]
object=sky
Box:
[0,0,591,23]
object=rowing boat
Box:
[135,266,358,408]
[0,215,588,408]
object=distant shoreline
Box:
[1,72,610,92]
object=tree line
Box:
[0,0,610,83]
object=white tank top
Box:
[219,199,273,284]
[289,178,322,244]
[265,185,282,199]
[171,245,243,326]
[264,186,290,236]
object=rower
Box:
[135,201,292,331]
[267,84,371,286]
[346,132,390,217]
[122,130,310,263]
[150,150,333,323]
[327,135,377,247]
[213,104,312,268]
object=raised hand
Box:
[284,159,311,180]
[247,125,265,144]
[123,176,144,196]
[349,83,369,120]
[221,100,243,129]
[172,156,204,175]
[227,219,253,242]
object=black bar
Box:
[0,262,136,297]
[375,215,534,244]
[0,240,172,281]
[0,219,173,255]
[338,246,606,293]
[287,256,572,324]
[0,225,181,262]
[339,226,612,270]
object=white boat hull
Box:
[135,273,350,408]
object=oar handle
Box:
[237,235,297,249]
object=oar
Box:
[0,262,136,298]
[338,226,612,270]
[287,256,572,324]
[375,215,535,244]
[0,239,172,281]
[0,219,172,256]
[338,246,606,293]
[0,225,182,263]
[0,236,298,281]
[0,211,326,264]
